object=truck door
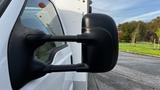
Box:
[7,0,73,90]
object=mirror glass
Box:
[19,0,65,64]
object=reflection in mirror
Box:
[34,42,56,64]
[20,0,65,64]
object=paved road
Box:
[88,52,160,90]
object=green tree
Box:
[155,28,160,49]
[118,21,147,43]
[118,16,160,43]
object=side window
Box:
[15,0,65,64]
[0,0,11,16]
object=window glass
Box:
[16,0,65,64]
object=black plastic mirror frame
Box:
[8,13,118,89]
[82,13,118,72]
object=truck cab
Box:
[0,0,118,90]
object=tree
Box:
[155,28,160,49]
[118,21,137,42]
[118,21,147,43]
[145,30,157,43]
[118,16,160,43]
[131,23,139,44]
[137,21,147,41]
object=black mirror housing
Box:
[8,13,118,89]
[24,13,118,73]
[82,13,118,72]
[25,13,119,73]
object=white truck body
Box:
[0,0,90,90]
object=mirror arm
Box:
[26,33,93,74]
[26,34,95,44]
[29,60,89,81]
[43,63,89,73]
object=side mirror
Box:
[25,13,118,73]
[8,13,118,89]
[82,13,118,72]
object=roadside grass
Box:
[119,42,160,57]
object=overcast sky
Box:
[92,0,160,24]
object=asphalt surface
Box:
[88,52,160,90]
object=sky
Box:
[92,0,160,25]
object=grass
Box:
[119,42,160,57]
